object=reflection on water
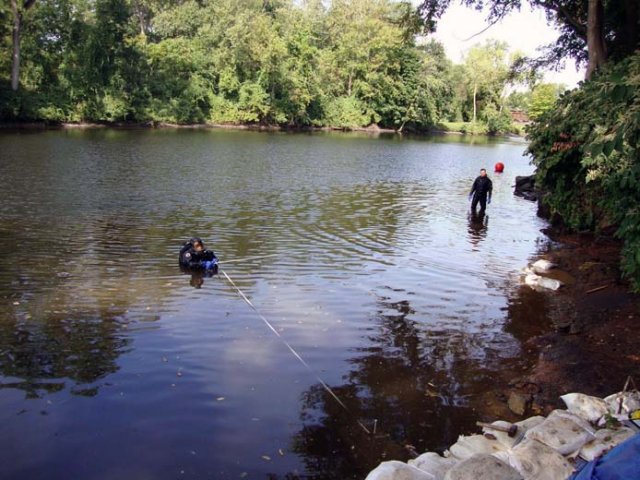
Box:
[0,129,552,479]
[467,212,489,250]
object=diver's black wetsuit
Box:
[179,240,218,271]
[469,175,493,214]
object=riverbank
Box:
[0,120,525,138]
[519,229,640,411]
[365,231,640,479]
[366,386,639,479]
[0,120,393,133]
[478,229,640,423]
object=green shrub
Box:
[527,54,640,290]
[322,96,370,129]
[481,104,512,135]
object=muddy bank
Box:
[487,230,640,422]
[521,231,640,410]
[459,229,640,427]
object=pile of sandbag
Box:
[365,390,639,480]
[521,259,563,291]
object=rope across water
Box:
[220,269,372,435]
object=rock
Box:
[365,460,436,480]
[514,175,537,201]
[508,392,531,416]
[409,452,457,478]
[444,454,522,480]
[561,393,608,423]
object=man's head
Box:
[190,237,204,252]
[480,168,487,177]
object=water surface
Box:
[0,129,551,479]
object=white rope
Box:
[220,269,371,435]
[217,253,279,265]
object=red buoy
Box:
[494,162,504,173]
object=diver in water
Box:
[179,237,218,272]
[469,168,493,214]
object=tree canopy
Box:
[1,0,527,132]
[417,0,639,79]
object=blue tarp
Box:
[571,433,640,480]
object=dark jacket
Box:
[470,176,493,198]
[179,242,218,270]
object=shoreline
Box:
[518,229,639,411]
[0,120,397,133]
[365,229,640,478]
[482,228,640,422]
[0,120,525,138]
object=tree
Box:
[417,0,639,80]
[526,54,640,290]
[462,40,510,123]
[528,82,564,119]
[9,0,36,90]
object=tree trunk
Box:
[622,0,638,56]
[11,0,21,91]
[585,0,607,80]
[472,83,477,123]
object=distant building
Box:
[510,109,530,124]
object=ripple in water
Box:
[0,129,550,479]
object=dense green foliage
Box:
[527,54,640,289]
[527,83,565,120]
[418,0,638,79]
[1,0,525,132]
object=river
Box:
[0,128,551,479]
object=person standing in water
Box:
[469,168,493,214]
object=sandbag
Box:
[365,460,436,480]
[561,393,608,423]
[524,409,595,455]
[409,452,457,478]
[446,434,507,461]
[478,416,545,449]
[579,427,636,462]
[603,391,640,415]
[531,259,556,273]
[444,454,522,480]
[571,433,640,480]
[494,438,574,480]
[523,273,563,291]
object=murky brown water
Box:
[0,129,552,479]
